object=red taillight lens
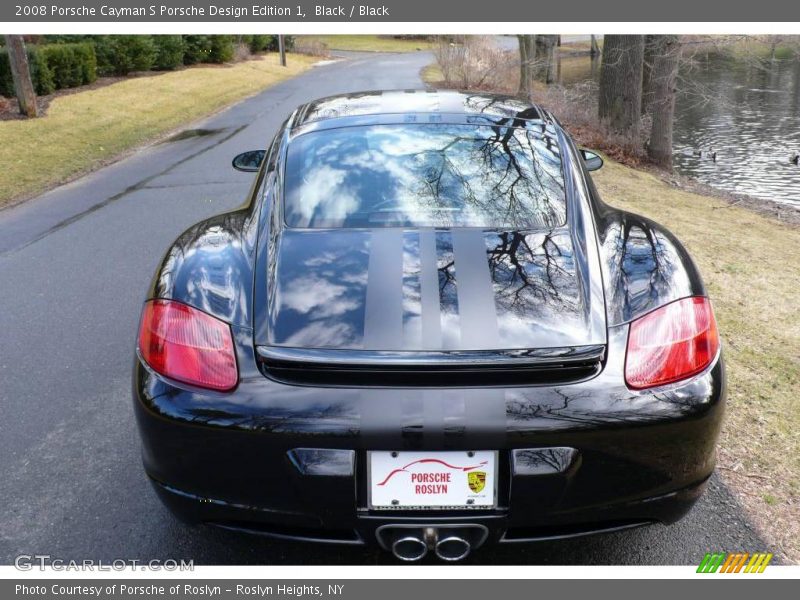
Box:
[138,299,238,392]
[625,296,719,390]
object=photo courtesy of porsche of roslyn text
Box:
[0,27,798,572]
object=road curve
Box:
[0,51,769,565]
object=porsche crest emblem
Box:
[467,471,486,493]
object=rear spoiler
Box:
[257,345,605,369]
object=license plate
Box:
[368,450,498,509]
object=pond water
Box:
[559,53,800,207]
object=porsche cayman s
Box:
[133,90,724,561]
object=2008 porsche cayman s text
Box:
[133,90,725,562]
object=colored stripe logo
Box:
[697,552,773,573]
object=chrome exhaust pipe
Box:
[377,524,484,562]
[434,536,471,562]
[391,535,429,562]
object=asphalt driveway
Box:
[0,51,769,565]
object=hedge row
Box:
[1,35,295,97]
[0,42,96,97]
[80,35,293,75]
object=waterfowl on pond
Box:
[692,149,716,161]
[791,153,799,165]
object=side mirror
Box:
[232,150,266,172]
[580,149,604,171]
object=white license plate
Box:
[368,450,498,509]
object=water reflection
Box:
[673,55,800,205]
[552,52,800,205]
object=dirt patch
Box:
[160,127,225,143]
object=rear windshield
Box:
[283,123,566,229]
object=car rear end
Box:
[133,99,724,560]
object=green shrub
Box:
[249,35,275,53]
[182,35,212,65]
[28,48,55,95]
[152,36,185,70]
[208,35,235,63]
[39,43,97,89]
[72,43,97,84]
[183,35,234,64]
[94,35,156,76]
[0,46,55,97]
[0,49,14,97]
[40,45,80,88]
[263,36,295,52]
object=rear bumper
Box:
[133,325,725,548]
[149,474,709,546]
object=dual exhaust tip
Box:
[380,525,488,562]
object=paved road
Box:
[493,34,600,51]
[0,51,768,566]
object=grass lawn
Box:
[593,161,800,561]
[297,35,434,53]
[0,53,319,207]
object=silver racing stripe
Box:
[421,389,446,446]
[451,229,500,349]
[463,387,507,447]
[401,231,423,349]
[363,229,404,349]
[418,229,443,350]
[435,231,461,349]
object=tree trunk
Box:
[598,35,644,140]
[641,35,658,116]
[4,35,38,118]
[517,35,536,100]
[647,35,682,169]
[535,35,558,84]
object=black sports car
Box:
[134,90,724,562]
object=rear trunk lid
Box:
[255,226,606,357]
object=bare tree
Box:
[646,35,682,169]
[517,35,536,99]
[4,35,38,118]
[641,35,658,116]
[598,35,645,140]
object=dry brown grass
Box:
[296,35,433,53]
[432,36,512,90]
[423,41,646,163]
[593,160,800,562]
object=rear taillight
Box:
[625,296,719,390]
[138,299,238,392]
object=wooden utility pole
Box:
[590,35,600,58]
[4,35,38,118]
[278,35,286,67]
